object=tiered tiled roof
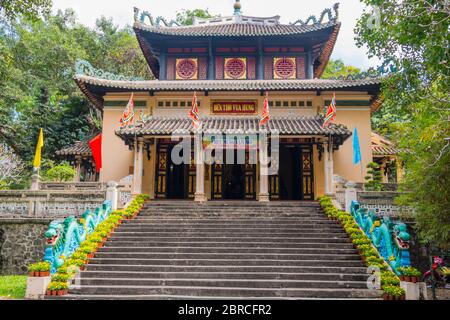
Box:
[56,140,92,157]
[116,115,352,144]
[74,76,382,110]
[371,132,398,156]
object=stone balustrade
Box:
[39,182,107,191]
[0,190,106,218]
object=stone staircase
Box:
[62,201,381,300]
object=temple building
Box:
[71,2,384,201]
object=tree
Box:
[364,162,382,191]
[176,9,215,26]
[321,59,361,79]
[0,9,152,167]
[43,162,76,182]
[355,1,450,248]
[0,144,24,189]
[0,0,51,21]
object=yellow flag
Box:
[33,128,44,169]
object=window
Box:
[156,100,201,108]
[269,100,313,108]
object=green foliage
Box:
[43,162,76,182]
[364,162,382,191]
[382,285,405,297]
[47,281,68,291]
[51,273,72,283]
[355,1,450,248]
[28,261,50,272]
[176,9,215,26]
[321,59,361,79]
[0,9,152,170]
[397,266,421,277]
[0,0,51,21]
[0,276,27,299]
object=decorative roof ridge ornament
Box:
[234,0,242,15]
[75,60,145,81]
[134,7,180,28]
[330,59,398,80]
[291,3,340,26]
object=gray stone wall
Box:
[0,219,50,275]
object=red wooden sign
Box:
[212,102,257,114]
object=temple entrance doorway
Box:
[211,149,256,200]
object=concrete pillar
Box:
[30,174,40,191]
[324,139,335,196]
[344,181,358,213]
[329,140,335,195]
[194,134,207,202]
[323,141,330,195]
[106,181,119,211]
[74,156,82,182]
[258,134,270,202]
[132,138,144,195]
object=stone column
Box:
[74,156,82,182]
[323,139,335,196]
[106,181,119,211]
[194,134,207,202]
[329,139,335,195]
[258,134,270,202]
[132,138,144,195]
[323,141,330,195]
[344,181,358,212]
[30,174,40,191]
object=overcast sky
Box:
[52,0,379,69]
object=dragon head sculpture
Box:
[393,223,411,250]
[44,220,64,247]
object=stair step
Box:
[67,285,381,299]
[79,271,369,281]
[103,241,355,248]
[98,246,357,254]
[77,278,370,289]
[84,264,369,274]
[111,232,349,238]
[93,252,361,261]
[108,237,352,243]
[87,258,365,267]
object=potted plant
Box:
[398,266,421,283]
[28,262,51,277]
[382,285,405,300]
[46,281,69,296]
[51,273,73,283]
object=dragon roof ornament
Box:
[75,60,144,81]
[134,7,180,27]
[290,3,340,26]
[134,3,340,28]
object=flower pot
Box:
[411,276,418,283]
[39,271,50,277]
[382,293,394,300]
[46,290,51,296]
[399,275,405,281]
[29,271,36,277]
[404,276,411,282]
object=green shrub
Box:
[28,262,50,272]
[383,285,405,297]
[44,162,76,182]
[47,281,69,291]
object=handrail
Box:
[350,201,411,275]
[43,200,112,273]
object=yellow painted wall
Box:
[101,91,374,198]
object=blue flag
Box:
[353,127,362,165]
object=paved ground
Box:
[427,287,450,300]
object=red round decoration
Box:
[176,59,197,79]
[274,58,295,79]
[225,58,246,79]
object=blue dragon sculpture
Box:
[75,60,144,81]
[350,201,411,275]
[43,201,112,273]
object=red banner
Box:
[89,134,102,173]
